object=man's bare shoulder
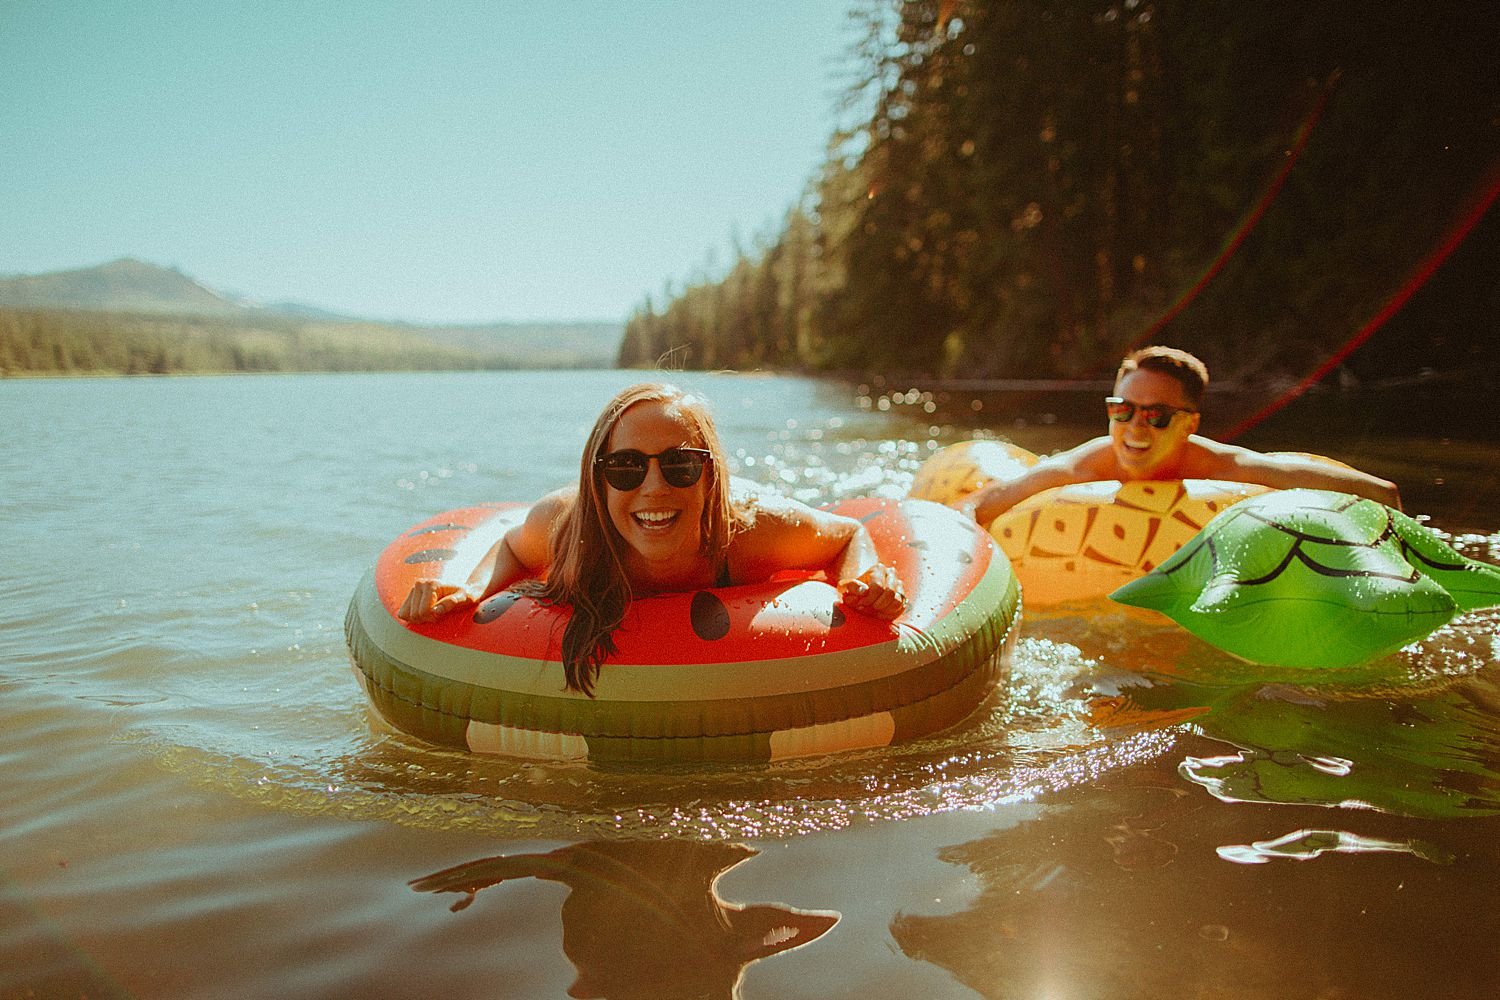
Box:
[1043,436,1119,479]
[1177,435,1323,479]
[1172,435,1250,478]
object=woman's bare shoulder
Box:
[519,487,575,530]
[730,487,794,520]
[533,486,574,510]
[726,490,855,577]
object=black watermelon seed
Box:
[473,590,525,624]
[405,523,468,537]
[690,591,731,641]
[812,604,847,628]
[404,548,457,564]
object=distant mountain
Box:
[0,258,246,316]
[0,258,623,368]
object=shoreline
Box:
[10,364,1496,442]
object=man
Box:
[962,346,1401,525]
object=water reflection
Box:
[888,768,1500,999]
[1216,828,1453,865]
[1153,674,1500,819]
[410,841,839,1000]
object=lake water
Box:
[4,370,1499,999]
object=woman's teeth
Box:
[633,510,679,528]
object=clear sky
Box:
[0,1,859,324]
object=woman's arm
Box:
[827,518,906,619]
[397,490,567,622]
[732,497,906,620]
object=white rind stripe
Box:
[768,712,896,760]
[435,508,527,587]
[466,720,589,759]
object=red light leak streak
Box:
[1224,159,1500,442]
[1127,77,1337,353]
[1026,79,1333,403]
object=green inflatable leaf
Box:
[1109,490,1500,668]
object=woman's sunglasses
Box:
[596,447,712,491]
[1105,397,1196,429]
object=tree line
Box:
[0,308,500,376]
[0,308,616,376]
[619,0,1499,385]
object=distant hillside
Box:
[0,258,245,316]
[0,259,623,372]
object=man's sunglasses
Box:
[595,447,712,491]
[1105,397,1196,429]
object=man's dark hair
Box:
[1117,346,1209,408]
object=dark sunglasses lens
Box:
[1145,408,1174,429]
[601,453,648,490]
[658,450,706,487]
[1106,401,1132,422]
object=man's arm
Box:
[1195,441,1402,509]
[961,439,1115,524]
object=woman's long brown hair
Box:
[539,383,745,696]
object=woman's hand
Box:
[837,562,906,621]
[397,579,481,623]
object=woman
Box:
[410,840,839,999]
[398,382,906,695]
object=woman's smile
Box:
[630,508,682,530]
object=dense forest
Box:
[619,0,1500,385]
